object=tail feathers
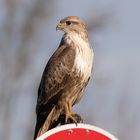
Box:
[36,106,61,139]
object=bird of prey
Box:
[34,16,94,139]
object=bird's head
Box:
[56,16,88,38]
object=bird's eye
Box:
[66,21,71,25]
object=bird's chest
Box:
[73,47,93,80]
[66,34,93,81]
[73,49,93,83]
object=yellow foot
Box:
[64,100,78,125]
[65,113,77,124]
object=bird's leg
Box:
[64,101,77,124]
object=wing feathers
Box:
[36,42,76,115]
[34,41,76,139]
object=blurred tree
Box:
[0,0,126,140]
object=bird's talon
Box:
[65,113,77,124]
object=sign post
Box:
[36,123,118,140]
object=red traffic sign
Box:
[36,123,118,140]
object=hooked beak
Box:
[56,23,65,31]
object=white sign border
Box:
[36,123,118,140]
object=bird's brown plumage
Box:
[34,16,94,139]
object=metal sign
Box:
[36,123,118,140]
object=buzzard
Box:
[34,16,94,139]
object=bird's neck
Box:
[64,33,90,48]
